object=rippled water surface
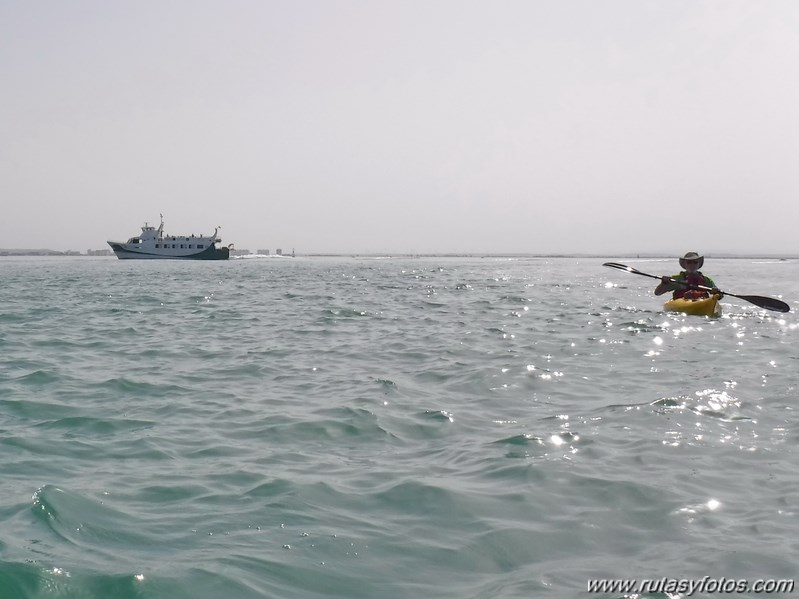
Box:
[0,256,797,598]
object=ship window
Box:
[155,244,160,248]
[189,245,193,249]
[197,244,204,249]
[180,244,184,249]
[172,244,176,248]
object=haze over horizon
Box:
[3,1,798,255]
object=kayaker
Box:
[654,252,722,300]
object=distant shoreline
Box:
[3,250,795,260]
[302,253,796,260]
[0,249,110,257]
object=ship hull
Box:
[108,243,229,260]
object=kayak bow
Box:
[663,294,722,317]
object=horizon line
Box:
[2,249,798,260]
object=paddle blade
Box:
[602,262,660,281]
[733,294,790,313]
[602,262,632,271]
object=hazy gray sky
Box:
[2,1,798,254]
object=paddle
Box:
[602,262,790,313]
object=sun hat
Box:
[679,251,704,269]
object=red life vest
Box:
[675,271,710,299]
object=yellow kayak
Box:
[664,294,722,317]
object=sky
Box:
[2,0,798,255]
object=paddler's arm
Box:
[654,276,681,296]
[703,276,723,298]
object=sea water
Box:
[0,256,796,598]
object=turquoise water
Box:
[0,256,797,598]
